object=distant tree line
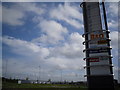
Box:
[2,77,18,83]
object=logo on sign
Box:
[100,56,109,60]
[89,41,97,44]
[90,33,104,40]
[98,40,107,44]
[89,49,108,54]
[89,58,99,62]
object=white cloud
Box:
[32,20,68,44]
[2,6,25,26]
[50,3,83,29]
[52,32,84,59]
[17,2,45,15]
[108,19,118,29]
[32,16,44,23]
[45,57,85,70]
[108,2,118,16]
[46,32,85,70]
[2,36,50,58]
[110,31,118,49]
[69,32,84,44]
[2,36,52,79]
[2,2,45,26]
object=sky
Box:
[1,1,119,82]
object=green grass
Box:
[2,82,87,89]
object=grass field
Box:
[2,82,87,90]
[2,82,120,90]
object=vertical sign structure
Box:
[81,2,114,89]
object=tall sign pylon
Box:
[80,1,114,89]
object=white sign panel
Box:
[89,52,109,57]
[90,66,111,75]
[86,2,102,32]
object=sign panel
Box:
[88,31,110,74]
[86,2,102,32]
[89,52,109,57]
[88,31,107,41]
[90,59,109,66]
[89,43,108,48]
[88,31,108,48]
[90,33,104,40]
[88,30,109,64]
[90,66,111,75]
[89,56,110,65]
[89,49,109,54]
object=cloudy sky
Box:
[1,1,119,82]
